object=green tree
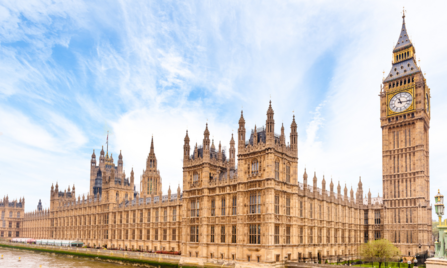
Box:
[360,239,401,268]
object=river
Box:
[0,247,172,268]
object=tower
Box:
[381,12,432,252]
[266,101,275,145]
[238,111,246,150]
[141,136,162,197]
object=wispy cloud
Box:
[1,0,447,218]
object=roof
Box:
[383,58,420,83]
[393,15,412,52]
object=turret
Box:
[238,111,246,149]
[303,168,308,186]
[130,168,135,185]
[280,123,285,146]
[356,177,363,204]
[177,184,181,197]
[253,125,257,146]
[344,184,348,197]
[266,101,275,146]
[313,172,317,189]
[229,134,235,169]
[168,185,171,200]
[337,181,341,196]
[184,130,190,161]
[203,123,210,161]
[118,150,123,173]
[147,136,157,170]
[368,189,371,205]
[322,175,326,191]
[91,149,96,167]
[218,141,222,161]
[350,187,354,199]
[290,115,298,152]
[100,146,105,164]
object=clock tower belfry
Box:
[380,12,432,252]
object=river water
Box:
[0,247,171,268]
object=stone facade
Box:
[0,196,24,238]
[20,13,433,265]
[380,13,433,255]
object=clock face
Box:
[389,92,413,113]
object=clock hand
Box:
[398,98,402,104]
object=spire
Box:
[239,110,245,125]
[394,9,412,52]
[211,139,215,150]
[92,149,96,158]
[184,130,190,142]
[204,123,210,136]
[100,146,105,156]
[150,136,154,154]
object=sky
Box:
[0,0,446,217]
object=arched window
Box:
[251,160,259,175]
[125,193,128,200]
[193,173,199,183]
[116,192,119,201]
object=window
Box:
[1,211,4,220]
[172,228,176,241]
[249,192,261,214]
[16,222,19,228]
[274,225,280,244]
[9,222,12,228]
[364,210,368,225]
[210,226,215,243]
[190,226,199,242]
[232,226,236,243]
[146,229,150,240]
[327,229,330,244]
[309,228,313,244]
[191,200,199,217]
[374,231,381,240]
[193,173,199,183]
[9,212,12,218]
[300,227,303,244]
[286,197,290,216]
[286,165,290,183]
[155,209,159,222]
[163,229,167,240]
[164,208,167,222]
[275,162,279,180]
[155,229,159,240]
[286,226,291,244]
[252,160,259,175]
[17,212,20,218]
[300,201,303,217]
[232,196,237,215]
[309,203,313,218]
[211,199,215,216]
[172,208,177,222]
[221,226,225,243]
[15,231,19,237]
[249,224,261,244]
[374,210,381,224]
[139,229,142,240]
[221,198,226,216]
[274,195,279,214]
[147,210,151,222]
[140,211,143,223]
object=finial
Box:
[402,6,406,19]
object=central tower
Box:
[380,12,432,253]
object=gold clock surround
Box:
[386,86,415,117]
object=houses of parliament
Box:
[2,14,433,265]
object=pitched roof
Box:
[384,58,420,82]
[393,15,412,52]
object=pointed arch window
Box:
[251,160,259,175]
[275,161,279,180]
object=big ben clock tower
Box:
[380,12,432,254]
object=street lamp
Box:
[435,190,445,225]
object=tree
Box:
[360,239,401,268]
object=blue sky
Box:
[1,1,446,217]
